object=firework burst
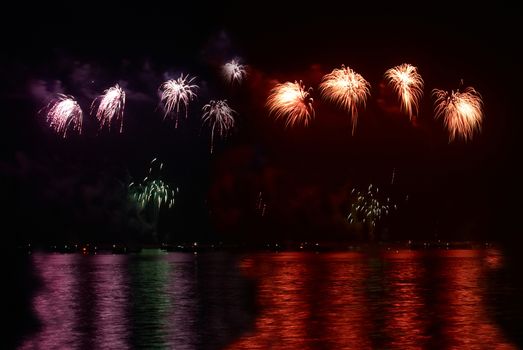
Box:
[266,80,314,127]
[128,159,177,242]
[384,63,424,119]
[432,85,483,141]
[320,65,370,135]
[348,184,395,239]
[222,59,247,85]
[42,94,83,138]
[202,100,236,154]
[159,74,198,128]
[129,179,176,210]
[129,159,177,211]
[92,84,126,133]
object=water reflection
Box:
[194,253,256,349]
[20,254,82,349]
[20,249,517,349]
[433,250,515,349]
[230,253,312,348]
[128,251,170,348]
[20,251,254,349]
[230,250,516,349]
[382,251,427,349]
[165,253,198,349]
[92,255,130,349]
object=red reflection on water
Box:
[230,250,516,349]
[484,248,504,270]
[230,252,372,349]
[382,250,428,349]
[436,250,515,349]
[230,253,311,349]
[321,253,372,349]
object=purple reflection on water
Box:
[20,254,82,349]
[92,255,130,349]
[19,253,131,350]
[165,253,198,349]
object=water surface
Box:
[19,249,518,349]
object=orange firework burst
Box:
[266,80,314,127]
[432,86,483,142]
[384,63,424,119]
[320,65,370,135]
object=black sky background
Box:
[1,1,521,245]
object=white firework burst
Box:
[202,100,236,154]
[222,59,247,85]
[43,94,83,138]
[159,74,198,128]
[92,84,126,133]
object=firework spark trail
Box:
[202,100,236,154]
[222,59,247,85]
[159,74,198,128]
[92,84,126,133]
[384,63,424,119]
[391,168,396,185]
[256,191,268,217]
[43,94,83,138]
[432,86,483,141]
[319,65,370,135]
[266,80,314,127]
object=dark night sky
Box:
[1,1,521,244]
